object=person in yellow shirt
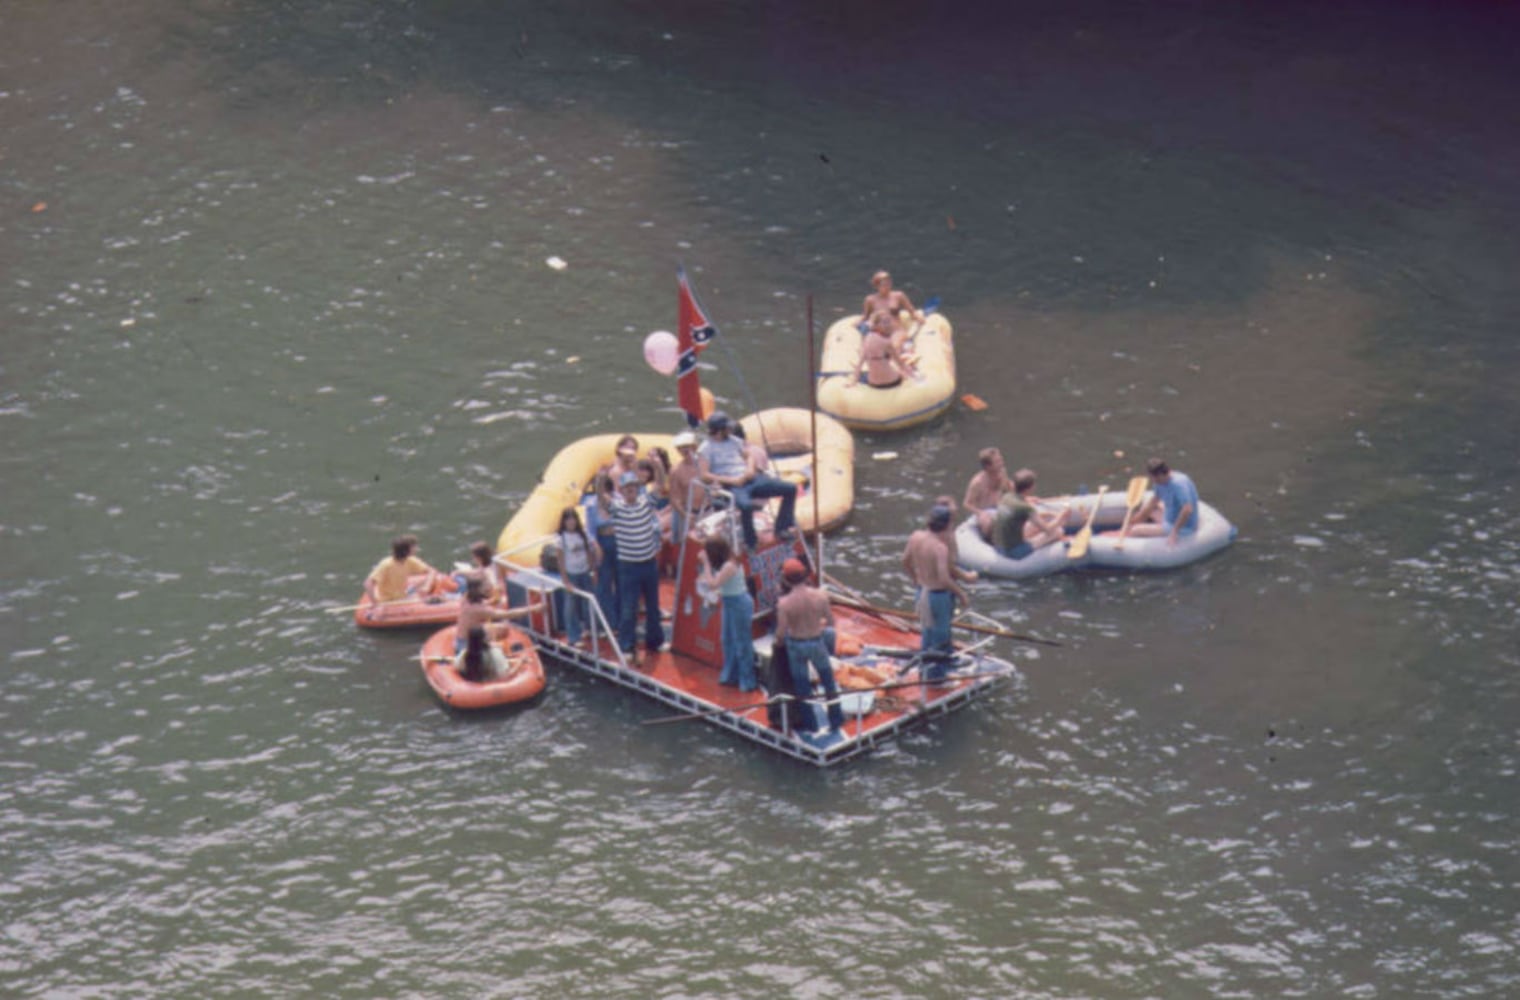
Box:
[365,534,441,604]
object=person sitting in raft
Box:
[1115,457,1200,545]
[364,534,443,611]
[859,269,923,341]
[665,430,707,543]
[456,624,520,683]
[465,540,503,601]
[849,311,915,389]
[991,468,1068,558]
[698,535,758,692]
[775,558,844,734]
[698,411,798,552]
[964,447,1013,537]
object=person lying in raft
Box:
[364,533,444,610]
[849,311,916,389]
[455,624,521,683]
[1112,457,1199,546]
[990,469,1068,558]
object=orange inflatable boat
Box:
[418,625,546,710]
[353,574,462,629]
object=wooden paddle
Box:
[1065,485,1108,560]
[825,592,1062,646]
[1114,476,1149,549]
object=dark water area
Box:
[3,1,1519,996]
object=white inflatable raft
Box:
[956,491,1237,579]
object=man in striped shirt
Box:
[613,470,665,658]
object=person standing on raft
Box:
[901,504,972,677]
[775,559,843,734]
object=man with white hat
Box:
[666,428,705,543]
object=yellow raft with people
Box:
[815,310,956,431]
[496,407,854,567]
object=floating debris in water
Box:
[545,256,568,270]
[872,451,898,461]
[566,355,580,364]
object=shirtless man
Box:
[859,270,922,340]
[963,447,1012,537]
[665,430,706,542]
[851,311,914,388]
[775,559,843,733]
[902,505,972,674]
[932,494,978,585]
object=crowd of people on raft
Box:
[361,268,1206,733]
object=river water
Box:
[4,1,1518,996]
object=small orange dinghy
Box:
[353,574,461,629]
[418,624,546,710]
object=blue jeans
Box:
[616,558,664,654]
[594,532,619,624]
[922,589,956,678]
[785,635,843,732]
[720,592,757,691]
[562,569,595,643]
[732,474,797,549]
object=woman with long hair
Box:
[697,535,756,692]
[555,505,599,645]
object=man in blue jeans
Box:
[612,470,665,659]
[901,504,972,680]
[697,412,797,551]
[774,558,843,733]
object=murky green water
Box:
[4,1,1518,996]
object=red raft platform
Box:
[495,525,1015,767]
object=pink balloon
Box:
[643,330,680,376]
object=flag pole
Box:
[807,293,823,575]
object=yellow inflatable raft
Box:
[496,408,854,566]
[739,407,854,534]
[815,310,956,431]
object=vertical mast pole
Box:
[807,294,823,574]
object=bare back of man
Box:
[776,584,831,641]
